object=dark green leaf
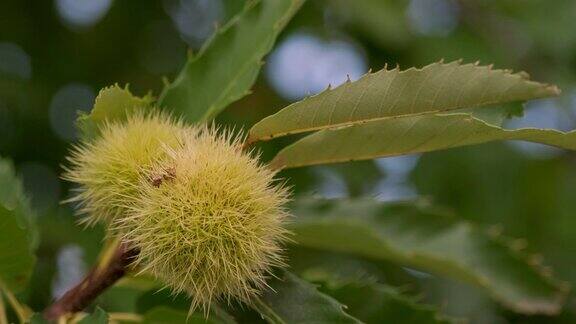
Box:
[287,247,415,289]
[289,198,568,315]
[322,280,452,324]
[287,249,453,323]
[271,113,576,169]
[159,0,304,123]
[254,271,361,324]
[77,84,153,139]
[249,61,559,143]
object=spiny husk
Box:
[114,126,290,312]
[64,111,188,226]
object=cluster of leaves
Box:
[1,0,575,323]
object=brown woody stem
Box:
[43,242,139,321]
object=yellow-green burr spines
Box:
[65,113,290,312]
[64,112,187,226]
[118,127,290,310]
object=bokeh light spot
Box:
[55,0,112,29]
[407,0,459,37]
[506,98,569,158]
[52,244,86,299]
[163,0,223,48]
[0,42,32,80]
[374,155,420,201]
[314,167,348,198]
[266,32,367,101]
[49,83,95,141]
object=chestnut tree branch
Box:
[43,242,139,321]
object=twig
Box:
[43,242,139,321]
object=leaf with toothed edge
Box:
[286,248,455,323]
[288,198,569,315]
[254,271,362,323]
[316,278,455,323]
[248,60,559,143]
[159,0,304,123]
[77,84,154,140]
[324,282,454,323]
[270,113,576,169]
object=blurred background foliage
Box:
[1,0,576,323]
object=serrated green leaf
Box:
[77,308,108,324]
[254,271,361,324]
[270,113,576,169]
[248,60,559,143]
[0,158,36,293]
[320,280,453,324]
[332,283,451,323]
[288,251,457,323]
[288,255,454,324]
[77,84,153,139]
[159,0,304,123]
[288,247,415,289]
[289,198,568,315]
